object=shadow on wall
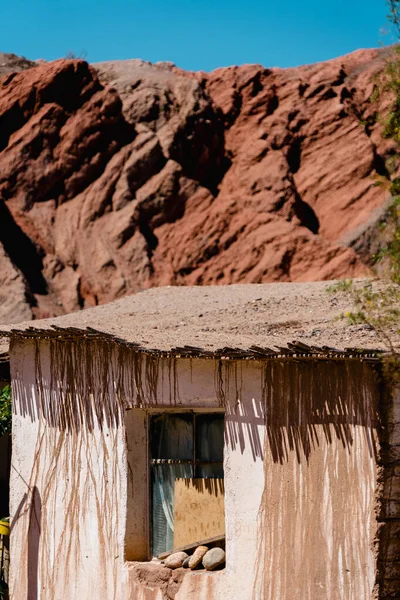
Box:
[10,488,42,600]
[222,359,380,464]
[11,339,125,599]
[182,478,224,497]
[12,338,182,433]
[12,339,380,461]
[27,487,42,600]
[223,360,382,600]
[12,339,128,433]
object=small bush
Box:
[0,386,11,437]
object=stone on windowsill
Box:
[164,551,189,569]
[202,548,225,571]
[189,546,209,569]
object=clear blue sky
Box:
[0,0,394,72]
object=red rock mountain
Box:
[0,48,396,322]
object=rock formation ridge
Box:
[0,48,396,322]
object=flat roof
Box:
[0,281,385,359]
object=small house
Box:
[2,282,399,600]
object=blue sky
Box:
[0,1,393,71]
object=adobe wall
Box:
[9,338,382,600]
[9,338,129,600]
[125,357,381,600]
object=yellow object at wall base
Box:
[0,518,9,536]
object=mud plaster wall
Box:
[9,338,129,600]
[124,356,381,600]
[9,338,381,600]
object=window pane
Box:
[197,463,224,478]
[152,463,193,556]
[150,414,193,460]
[196,414,224,462]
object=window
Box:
[150,412,224,556]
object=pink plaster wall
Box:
[9,339,129,600]
[9,340,380,600]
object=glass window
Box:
[150,412,224,556]
[150,413,193,460]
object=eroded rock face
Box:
[0,52,35,78]
[0,241,32,324]
[0,49,395,321]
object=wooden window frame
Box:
[148,410,224,556]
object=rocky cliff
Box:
[0,48,396,322]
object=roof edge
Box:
[1,325,384,362]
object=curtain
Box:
[151,414,193,556]
[196,414,224,464]
[152,463,193,556]
[151,413,193,459]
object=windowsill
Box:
[128,560,226,571]
[127,560,225,578]
[127,560,226,598]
